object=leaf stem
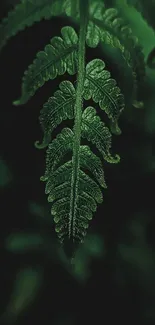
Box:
[69,0,89,240]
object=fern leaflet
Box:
[35,80,75,149]
[14,26,78,105]
[84,59,124,132]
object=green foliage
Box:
[34,55,123,243]
[1,1,155,321]
[0,0,145,106]
[0,0,65,51]
[14,26,78,105]
[0,0,150,249]
[35,80,75,148]
[84,59,124,131]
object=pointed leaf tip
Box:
[34,140,48,150]
[106,154,120,164]
[13,99,20,106]
[13,94,29,106]
[110,121,122,135]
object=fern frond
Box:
[35,80,75,149]
[13,26,78,105]
[0,0,65,52]
[34,56,123,243]
[40,123,113,243]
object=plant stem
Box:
[69,0,89,241]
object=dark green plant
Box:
[0,0,147,252]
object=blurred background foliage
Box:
[0,0,155,324]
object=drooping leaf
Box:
[13,26,78,105]
[40,100,119,243]
[34,56,123,244]
[41,129,103,243]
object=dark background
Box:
[0,1,155,324]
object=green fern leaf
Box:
[84,59,124,133]
[32,52,123,244]
[40,123,113,243]
[0,0,65,52]
[35,80,76,149]
[13,26,78,105]
[40,105,119,242]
